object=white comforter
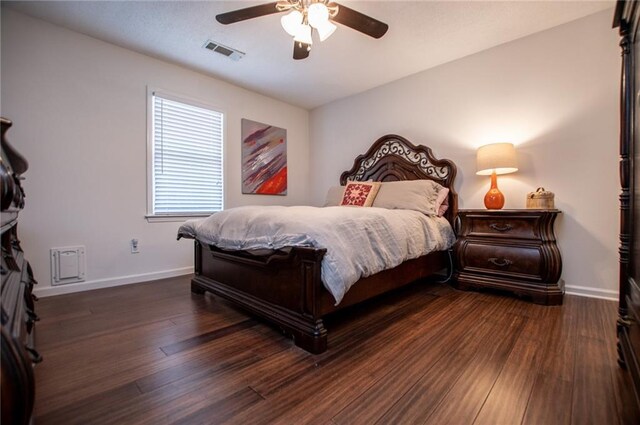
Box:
[178,206,455,305]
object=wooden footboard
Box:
[191,240,449,354]
[191,241,330,353]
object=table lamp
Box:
[476,143,518,209]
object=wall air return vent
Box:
[50,246,86,285]
[203,40,245,61]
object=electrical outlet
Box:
[131,239,139,254]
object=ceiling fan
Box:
[216,0,389,60]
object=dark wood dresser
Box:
[1,117,40,424]
[454,209,563,305]
[615,0,640,410]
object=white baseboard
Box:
[33,267,194,297]
[564,284,618,301]
[33,270,621,302]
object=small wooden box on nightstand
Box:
[453,209,563,305]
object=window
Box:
[148,91,224,219]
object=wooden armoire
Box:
[1,118,40,424]
[614,0,640,409]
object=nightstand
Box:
[453,209,563,305]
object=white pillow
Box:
[323,185,345,207]
[373,180,446,215]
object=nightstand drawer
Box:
[461,242,542,279]
[458,242,541,279]
[465,216,539,240]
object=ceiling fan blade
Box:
[216,2,280,25]
[332,3,388,39]
[293,41,310,60]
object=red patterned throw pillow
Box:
[340,181,381,207]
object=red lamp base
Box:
[484,171,505,209]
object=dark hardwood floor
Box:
[33,275,639,424]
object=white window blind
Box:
[152,93,224,215]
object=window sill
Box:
[145,214,212,223]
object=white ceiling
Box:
[5,1,612,109]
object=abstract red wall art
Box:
[241,119,287,195]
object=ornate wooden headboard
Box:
[340,134,458,224]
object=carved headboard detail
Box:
[340,134,458,224]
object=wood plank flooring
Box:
[33,276,640,424]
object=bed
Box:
[179,134,458,354]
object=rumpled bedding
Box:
[178,205,455,305]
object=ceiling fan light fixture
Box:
[316,20,336,41]
[216,1,389,60]
[308,2,330,28]
[281,10,303,36]
[293,23,313,46]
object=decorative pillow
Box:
[340,182,381,207]
[323,185,345,207]
[372,180,447,215]
[435,187,450,217]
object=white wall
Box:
[310,9,620,299]
[1,9,310,296]
[2,7,621,299]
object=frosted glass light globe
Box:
[308,3,329,28]
[293,23,313,45]
[281,10,303,36]
[316,21,336,41]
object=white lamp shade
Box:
[281,10,303,36]
[294,23,313,45]
[476,143,518,175]
[316,20,336,41]
[308,2,329,28]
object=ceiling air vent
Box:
[203,40,245,62]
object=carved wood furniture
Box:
[614,0,640,409]
[454,209,563,305]
[0,117,40,425]
[190,134,457,354]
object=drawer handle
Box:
[488,257,513,267]
[489,223,513,232]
